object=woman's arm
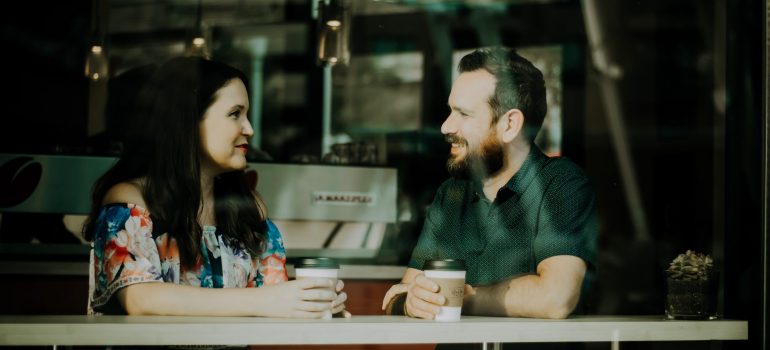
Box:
[117,277,339,318]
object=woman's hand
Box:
[332,279,352,318]
[256,278,339,318]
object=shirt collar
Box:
[471,145,547,203]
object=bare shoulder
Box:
[102,180,147,208]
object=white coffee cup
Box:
[423,259,467,322]
[294,257,340,320]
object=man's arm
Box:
[463,255,586,319]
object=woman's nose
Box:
[242,119,254,136]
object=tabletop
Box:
[0,315,748,345]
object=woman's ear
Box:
[500,108,524,143]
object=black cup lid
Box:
[423,259,466,271]
[294,257,339,269]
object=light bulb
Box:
[85,45,108,81]
[186,35,210,58]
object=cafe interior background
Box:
[0,0,766,349]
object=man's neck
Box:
[482,141,531,201]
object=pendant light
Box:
[85,0,108,81]
[317,0,351,66]
[186,0,210,58]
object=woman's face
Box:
[199,78,253,175]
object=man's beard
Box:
[445,131,504,180]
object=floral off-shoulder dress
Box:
[88,203,288,315]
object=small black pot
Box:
[665,276,719,320]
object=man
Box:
[382,47,597,320]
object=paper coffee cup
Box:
[294,257,340,319]
[423,259,466,322]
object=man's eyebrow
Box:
[448,103,472,114]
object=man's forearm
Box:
[463,274,576,319]
[462,279,510,316]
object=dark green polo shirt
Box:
[408,146,597,300]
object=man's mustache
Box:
[445,135,467,146]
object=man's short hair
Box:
[458,47,547,141]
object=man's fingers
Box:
[406,295,438,319]
[412,284,445,306]
[415,275,439,292]
[336,279,345,292]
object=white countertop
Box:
[0,315,747,345]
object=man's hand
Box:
[382,273,446,319]
[381,282,408,312]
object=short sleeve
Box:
[533,174,598,270]
[90,204,163,312]
[256,220,288,286]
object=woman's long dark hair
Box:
[84,57,267,268]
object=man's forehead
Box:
[449,70,496,107]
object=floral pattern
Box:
[89,203,288,314]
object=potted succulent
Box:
[665,250,718,320]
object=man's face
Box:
[441,70,504,180]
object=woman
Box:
[84,57,347,318]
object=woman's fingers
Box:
[292,310,330,319]
[337,310,352,318]
[332,291,348,307]
[336,279,345,292]
[297,300,334,312]
[300,287,337,302]
[296,277,336,290]
[331,302,348,315]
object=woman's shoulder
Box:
[102,179,147,208]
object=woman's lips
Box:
[236,144,249,153]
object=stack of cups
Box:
[423,259,466,321]
[294,257,340,320]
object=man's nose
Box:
[441,114,457,135]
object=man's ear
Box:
[500,108,524,143]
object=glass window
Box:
[0,1,764,342]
